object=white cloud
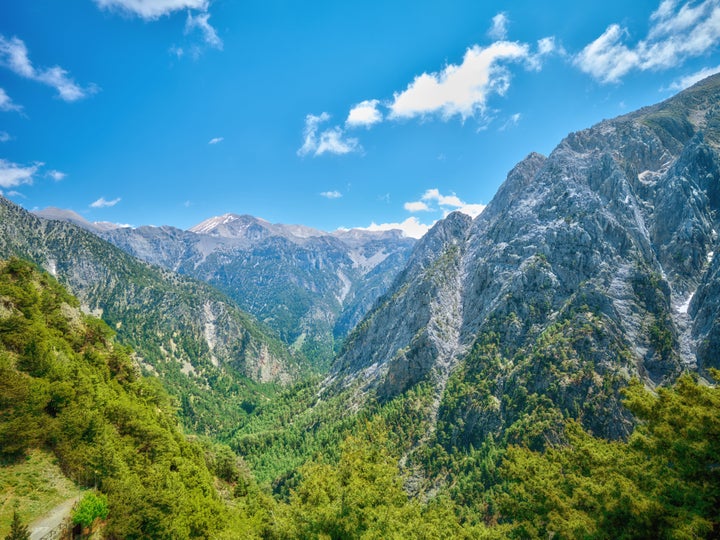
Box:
[0,87,22,112]
[575,0,720,83]
[668,63,720,90]
[90,196,121,208]
[47,170,66,181]
[298,113,361,157]
[488,12,509,40]
[93,0,208,19]
[0,36,94,102]
[0,159,42,188]
[537,36,560,56]
[185,11,223,49]
[404,201,431,212]
[208,136,224,144]
[346,99,383,128]
[0,131,11,142]
[320,190,342,199]
[356,217,432,239]
[404,188,486,218]
[388,41,531,121]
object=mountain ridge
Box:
[37,210,418,367]
[328,73,720,447]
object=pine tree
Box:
[5,509,30,540]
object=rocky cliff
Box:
[330,74,720,446]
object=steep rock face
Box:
[332,74,720,444]
[91,214,416,368]
[0,197,296,431]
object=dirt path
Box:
[29,496,80,540]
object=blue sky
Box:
[1,0,720,237]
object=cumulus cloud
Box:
[388,41,532,121]
[298,113,361,157]
[320,190,342,199]
[90,196,121,208]
[185,11,223,49]
[208,136,224,144]
[0,159,42,188]
[355,217,431,239]
[47,170,66,181]
[0,131,11,142]
[667,63,720,90]
[0,36,94,102]
[346,99,383,128]
[0,87,22,112]
[93,0,208,19]
[575,0,720,83]
[404,188,486,218]
[488,12,509,40]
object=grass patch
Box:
[0,449,82,537]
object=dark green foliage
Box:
[0,259,225,539]
[499,373,720,538]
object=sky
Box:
[1,0,720,237]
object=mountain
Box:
[80,213,417,368]
[330,74,720,447]
[0,196,297,434]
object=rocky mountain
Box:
[0,196,297,434]
[330,74,720,447]
[71,213,417,368]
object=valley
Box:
[2,61,720,540]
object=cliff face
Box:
[331,74,720,444]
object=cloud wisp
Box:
[298,113,361,157]
[48,170,66,181]
[93,0,208,20]
[0,88,22,112]
[667,63,720,90]
[90,196,122,208]
[185,11,223,49]
[488,12,509,40]
[0,159,43,188]
[575,0,720,83]
[94,0,222,54]
[320,190,342,199]
[208,137,224,144]
[0,35,95,102]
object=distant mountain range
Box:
[0,198,298,434]
[34,209,417,368]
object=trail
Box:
[29,496,80,540]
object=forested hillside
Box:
[1,258,718,538]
